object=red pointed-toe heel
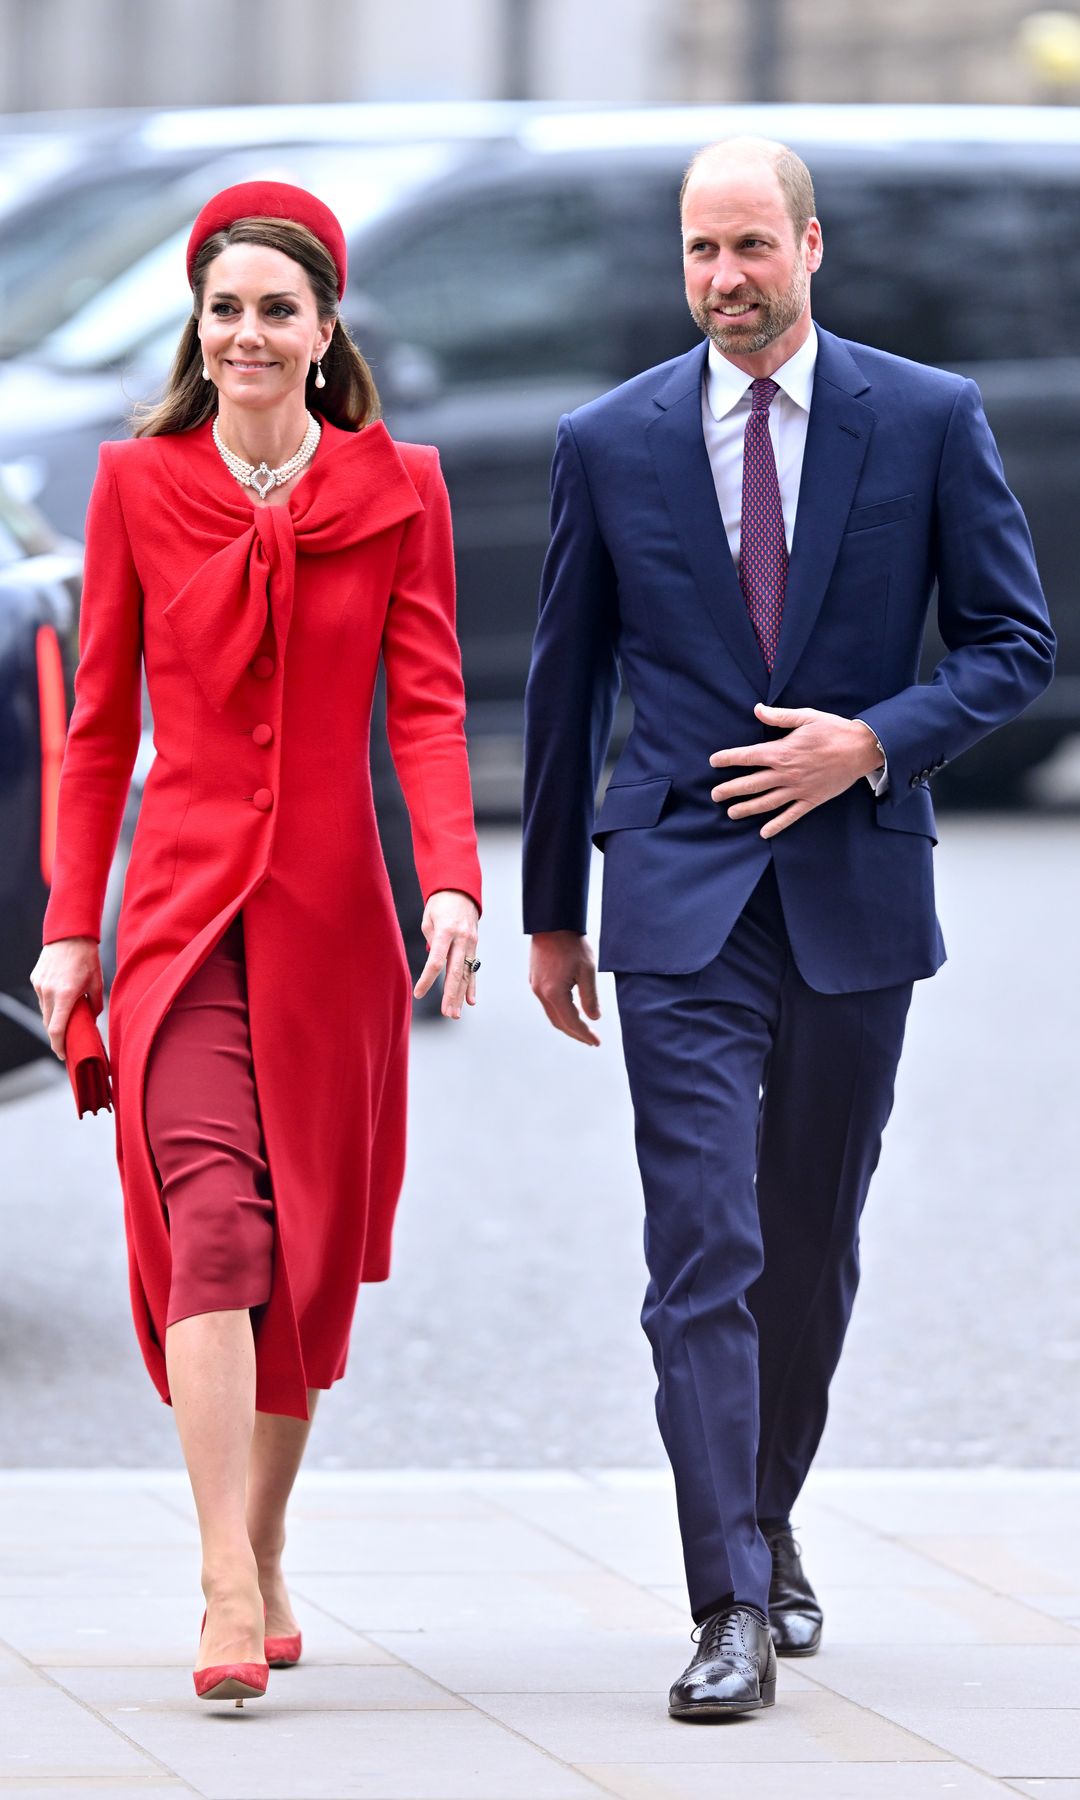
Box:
[264,1627,302,1669]
[194,1611,270,1708]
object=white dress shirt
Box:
[700,324,888,792]
[701,324,818,561]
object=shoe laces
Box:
[692,1605,762,1660]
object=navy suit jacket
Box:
[521,329,1055,992]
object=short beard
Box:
[690,264,808,357]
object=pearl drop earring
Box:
[314,359,326,390]
[202,363,210,381]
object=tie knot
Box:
[750,378,779,413]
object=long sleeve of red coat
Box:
[42,444,143,945]
[383,448,482,913]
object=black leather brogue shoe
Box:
[668,1604,777,1719]
[762,1522,823,1657]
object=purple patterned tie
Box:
[739,377,787,671]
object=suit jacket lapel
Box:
[767,330,874,700]
[646,344,769,695]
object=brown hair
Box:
[133,216,380,438]
[680,138,817,244]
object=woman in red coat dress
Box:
[31,182,482,1704]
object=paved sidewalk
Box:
[1,1468,1078,1798]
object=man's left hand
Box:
[710,704,885,839]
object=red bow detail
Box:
[160,422,423,713]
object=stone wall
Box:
[0,0,1074,114]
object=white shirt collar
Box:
[705,323,819,422]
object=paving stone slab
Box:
[0,1547,202,1598]
[0,1640,51,1686]
[877,1708,1080,1778]
[465,1689,944,1764]
[1016,1596,1080,1621]
[49,1659,466,1712]
[906,1535,1080,1599]
[579,1761,1011,1798]
[546,1479,962,1592]
[0,1592,394,1668]
[369,1626,819,1696]
[1007,1783,1080,1797]
[286,1489,505,1521]
[0,1685,162,1779]
[811,1645,1080,1711]
[815,1583,1080,1647]
[0,1787,188,1798]
[62,1703,606,1799]
[811,1473,1080,1539]
[0,1486,197,1549]
[0,1470,1077,1797]
[782,1515,969,1591]
[295,1570,684,1634]
[282,1513,596,1576]
[487,1488,686,1587]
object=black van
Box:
[2,105,1077,803]
[0,476,82,1074]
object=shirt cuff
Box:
[854,719,889,796]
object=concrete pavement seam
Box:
[0,1630,202,1796]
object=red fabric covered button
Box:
[252,723,274,747]
[252,788,274,812]
[251,655,275,680]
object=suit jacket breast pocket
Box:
[592,776,672,847]
[845,494,916,534]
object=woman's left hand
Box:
[414,889,480,1018]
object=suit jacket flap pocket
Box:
[846,494,916,533]
[875,783,938,842]
[593,776,673,842]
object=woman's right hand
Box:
[30,938,104,1059]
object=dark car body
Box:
[1,104,1077,803]
[0,479,82,1073]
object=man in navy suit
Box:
[522,138,1054,1720]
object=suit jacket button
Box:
[252,787,274,812]
[251,654,275,679]
[252,723,274,747]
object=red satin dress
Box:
[143,913,275,1327]
[43,418,482,1417]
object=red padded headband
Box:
[186,180,347,299]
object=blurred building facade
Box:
[1,0,1077,111]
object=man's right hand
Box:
[529,931,602,1047]
[30,938,103,1059]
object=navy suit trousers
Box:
[615,864,912,1620]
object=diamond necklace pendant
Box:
[213,413,321,498]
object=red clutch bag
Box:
[65,995,112,1117]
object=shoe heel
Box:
[760,1674,777,1708]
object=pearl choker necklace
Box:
[213,412,322,499]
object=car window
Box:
[357,183,617,385]
[812,170,1080,366]
[0,167,179,321]
[31,143,465,373]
